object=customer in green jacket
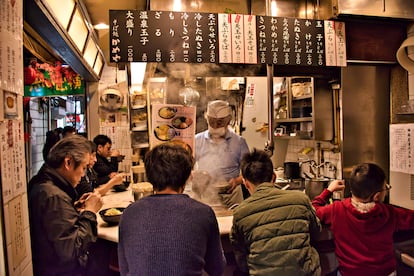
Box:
[230,149,322,276]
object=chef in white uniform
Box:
[194,100,250,207]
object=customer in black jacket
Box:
[28,135,103,276]
[76,140,124,197]
[93,134,124,186]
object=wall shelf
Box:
[274,76,334,141]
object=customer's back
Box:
[118,143,225,276]
[312,163,414,276]
[230,149,321,275]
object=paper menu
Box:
[0,120,26,203]
[150,104,196,153]
[390,124,414,174]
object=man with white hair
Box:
[195,100,250,207]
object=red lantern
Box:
[24,66,36,85]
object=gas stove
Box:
[275,178,305,191]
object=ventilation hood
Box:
[319,0,414,20]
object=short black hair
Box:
[42,129,62,160]
[240,148,274,185]
[349,163,386,200]
[88,140,97,153]
[62,126,76,137]
[144,143,194,192]
[93,134,112,147]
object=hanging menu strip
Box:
[110,10,345,67]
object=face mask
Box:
[208,126,226,138]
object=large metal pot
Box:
[305,178,330,200]
[284,162,301,179]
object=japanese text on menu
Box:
[111,10,218,63]
[110,10,345,66]
[256,16,325,66]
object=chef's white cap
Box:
[206,100,231,118]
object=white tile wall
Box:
[285,139,342,179]
[28,98,50,178]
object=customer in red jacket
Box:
[312,163,414,276]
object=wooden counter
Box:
[97,189,234,243]
[96,189,414,275]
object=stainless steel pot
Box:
[305,178,330,200]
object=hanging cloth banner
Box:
[23,60,85,97]
[109,10,346,67]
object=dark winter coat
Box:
[93,153,119,186]
[28,164,98,276]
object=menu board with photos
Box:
[110,10,346,67]
[151,104,196,153]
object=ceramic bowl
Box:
[99,207,125,225]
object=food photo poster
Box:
[150,104,196,154]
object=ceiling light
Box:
[94,23,109,30]
[130,62,147,92]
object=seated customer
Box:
[312,163,414,276]
[118,143,225,276]
[230,149,321,276]
[93,134,123,186]
[76,141,124,197]
[28,135,103,275]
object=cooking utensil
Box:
[305,178,330,200]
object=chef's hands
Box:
[75,192,103,213]
[327,180,345,193]
[227,176,243,193]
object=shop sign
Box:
[110,10,346,67]
[23,60,85,97]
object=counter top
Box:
[97,189,234,243]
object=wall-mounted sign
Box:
[110,10,346,67]
[23,60,85,97]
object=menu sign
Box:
[256,16,326,66]
[110,10,346,67]
[111,10,218,64]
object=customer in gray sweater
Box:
[118,142,226,276]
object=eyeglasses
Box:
[362,183,392,203]
[383,183,392,192]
